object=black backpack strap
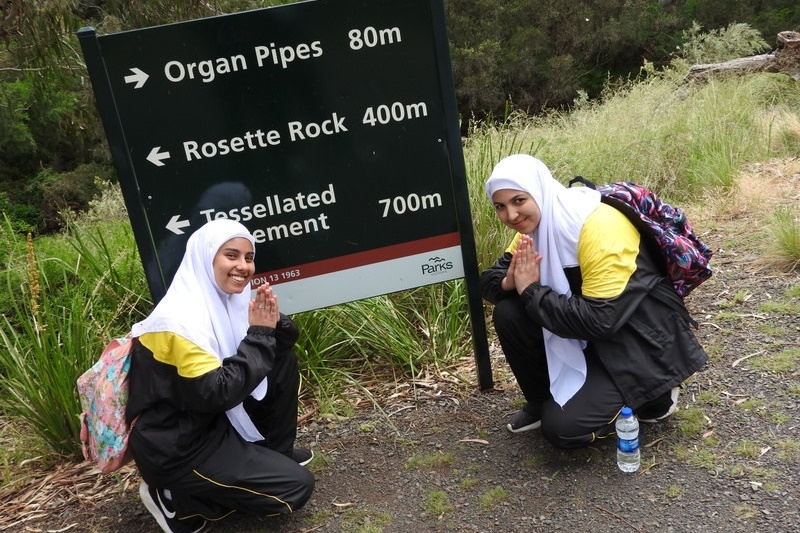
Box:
[569,175,597,189]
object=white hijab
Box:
[485,154,601,406]
[131,219,268,441]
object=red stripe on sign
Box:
[252,232,461,287]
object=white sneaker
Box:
[506,408,542,433]
[139,481,207,533]
[639,387,680,424]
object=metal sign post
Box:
[78,0,493,390]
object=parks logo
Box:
[421,256,454,276]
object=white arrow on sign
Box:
[124,67,150,89]
[147,146,171,167]
[166,215,191,235]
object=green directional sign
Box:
[79,0,492,388]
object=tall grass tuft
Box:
[463,114,543,268]
[464,64,800,271]
[64,220,152,328]
[0,236,100,456]
[767,208,800,271]
[292,280,472,416]
[0,199,150,458]
[404,280,472,376]
[293,306,366,416]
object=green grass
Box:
[459,477,479,490]
[340,507,392,533]
[738,398,765,411]
[767,207,800,270]
[776,440,800,462]
[675,407,710,439]
[424,490,454,517]
[305,450,328,474]
[735,503,759,520]
[758,299,800,315]
[756,323,790,336]
[749,348,800,373]
[696,390,719,405]
[666,485,684,498]
[734,440,762,459]
[464,70,800,269]
[306,509,335,527]
[0,417,50,489]
[523,454,547,468]
[688,448,718,470]
[405,452,454,470]
[787,284,800,298]
[479,487,510,511]
[0,227,146,456]
[765,411,790,425]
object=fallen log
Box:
[684,31,800,82]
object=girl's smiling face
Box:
[213,237,255,294]
[491,188,541,234]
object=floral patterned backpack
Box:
[77,334,136,473]
[570,176,713,298]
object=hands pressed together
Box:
[501,234,542,294]
[249,283,279,328]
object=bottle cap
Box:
[621,406,633,417]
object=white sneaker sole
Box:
[506,420,542,433]
[139,481,206,533]
[298,449,314,467]
[139,481,173,533]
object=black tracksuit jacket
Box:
[480,204,708,409]
[126,316,298,487]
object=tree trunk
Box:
[775,31,800,80]
[684,31,800,82]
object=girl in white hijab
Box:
[480,155,706,450]
[485,154,601,407]
[127,219,314,533]
[131,218,268,439]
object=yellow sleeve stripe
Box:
[138,331,221,378]
[505,232,522,254]
[577,203,640,298]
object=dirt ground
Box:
[2,159,799,533]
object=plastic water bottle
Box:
[616,406,640,473]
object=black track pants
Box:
[492,297,624,449]
[243,349,301,456]
[164,349,313,520]
[168,427,315,521]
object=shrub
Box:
[37,163,113,231]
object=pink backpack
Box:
[77,334,136,473]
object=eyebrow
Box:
[221,247,251,255]
[494,193,527,205]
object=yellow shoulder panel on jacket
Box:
[138,331,221,378]
[505,232,523,254]
[577,203,640,298]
